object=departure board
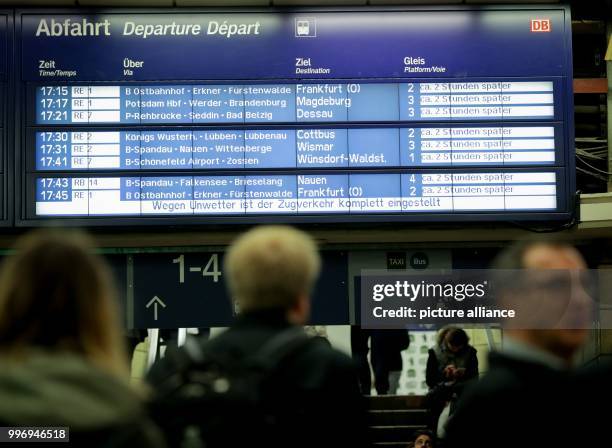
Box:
[33,82,557,125]
[17,7,574,225]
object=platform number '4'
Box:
[172,254,222,284]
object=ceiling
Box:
[1,1,608,21]
[0,0,567,7]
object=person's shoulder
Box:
[573,358,612,393]
[292,340,361,397]
[456,355,525,402]
[294,337,354,374]
[576,358,612,378]
[465,368,517,396]
[448,368,520,434]
[200,324,270,357]
[200,328,231,351]
[303,336,349,360]
[465,345,478,360]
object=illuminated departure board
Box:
[34,82,557,124]
[17,6,574,225]
[35,172,561,217]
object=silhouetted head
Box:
[0,229,128,377]
[225,226,321,325]
[492,235,591,363]
[445,327,469,353]
[413,430,435,448]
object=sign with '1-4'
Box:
[132,251,348,329]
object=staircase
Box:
[367,395,429,447]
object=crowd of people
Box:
[0,226,609,448]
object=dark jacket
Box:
[445,351,570,448]
[0,351,165,448]
[572,358,612,447]
[371,329,410,372]
[425,343,479,390]
[351,328,410,393]
[148,308,370,448]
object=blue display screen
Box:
[33,171,563,217]
[32,125,561,171]
[33,81,559,125]
[20,7,574,224]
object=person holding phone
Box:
[425,327,478,431]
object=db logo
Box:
[531,19,551,32]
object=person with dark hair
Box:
[425,326,478,432]
[0,229,165,448]
[410,430,435,448]
[445,327,469,349]
[445,237,592,448]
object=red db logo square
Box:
[531,19,551,32]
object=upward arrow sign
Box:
[146,296,166,321]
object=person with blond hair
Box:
[148,225,369,448]
[0,229,164,447]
